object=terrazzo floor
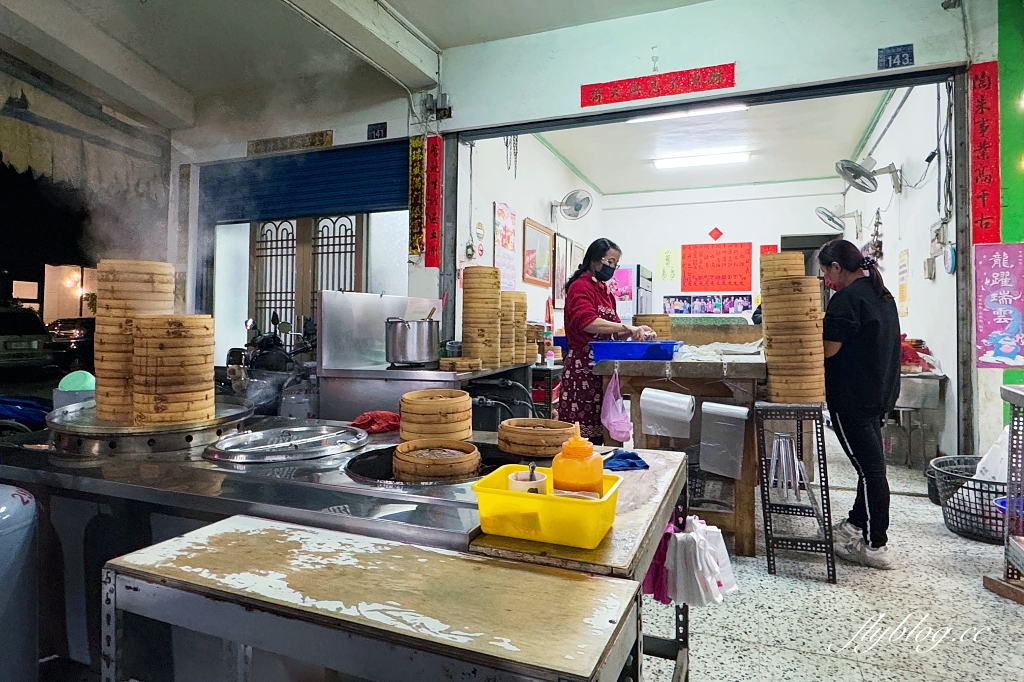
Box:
[639,426,1023,682]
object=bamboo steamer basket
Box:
[632,314,672,338]
[463,266,500,279]
[93,259,177,425]
[760,252,805,278]
[392,439,481,482]
[761,311,824,324]
[400,424,474,441]
[131,314,215,425]
[766,364,824,376]
[498,418,574,457]
[769,390,825,403]
[400,390,472,423]
[397,408,472,424]
[439,358,482,371]
[761,275,820,289]
[760,294,822,306]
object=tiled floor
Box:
[640,428,1024,682]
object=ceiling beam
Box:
[0,0,195,129]
[280,0,438,92]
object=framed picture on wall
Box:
[553,234,569,309]
[522,218,554,287]
[570,241,585,280]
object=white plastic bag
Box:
[704,525,739,595]
[975,426,1008,483]
[666,516,724,607]
[601,371,632,442]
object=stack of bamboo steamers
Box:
[93,259,215,425]
[504,291,529,364]
[759,252,826,404]
[460,268,529,368]
[461,267,502,368]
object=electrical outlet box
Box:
[923,257,936,280]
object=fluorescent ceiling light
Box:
[654,151,751,169]
[627,103,748,124]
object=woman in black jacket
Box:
[818,239,901,570]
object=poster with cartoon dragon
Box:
[976,244,1024,367]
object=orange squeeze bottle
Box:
[552,422,604,495]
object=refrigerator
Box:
[612,264,653,323]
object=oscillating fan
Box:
[815,206,863,234]
[835,156,902,194]
[551,189,593,222]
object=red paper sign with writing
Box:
[760,245,779,256]
[581,63,736,108]
[424,135,443,268]
[681,242,752,292]
[970,61,1001,244]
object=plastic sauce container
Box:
[552,423,604,494]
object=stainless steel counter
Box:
[318,363,529,382]
[593,357,767,380]
[1003,384,1024,408]
[0,429,482,551]
[318,363,532,420]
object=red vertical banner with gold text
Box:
[408,136,426,256]
[971,61,1001,244]
[424,135,443,268]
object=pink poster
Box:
[976,243,1024,367]
[608,268,633,302]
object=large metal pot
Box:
[385,316,439,364]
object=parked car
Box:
[47,317,94,371]
[0,308,53,369]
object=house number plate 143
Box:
[878,44,914,70]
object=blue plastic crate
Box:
[590,340,680,362]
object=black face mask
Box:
[595,264,616,282]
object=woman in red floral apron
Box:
[561,239,653,443]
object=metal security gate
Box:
[311,216,361,322]
[253,220,297,344]
[250,216,364,347]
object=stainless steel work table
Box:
[0,428,688,675]
[471,447,690,681]
[103,515,639,682]
[318,363,532,420]
[594,357,766,557]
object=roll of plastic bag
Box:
[699,402,750,479]
[640,389,695,439]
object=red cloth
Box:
[351,411,401,433]
[642,521,678,605]
[564,275,620,352]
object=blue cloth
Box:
[603,449,650,471]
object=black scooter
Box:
[223,312,317,414]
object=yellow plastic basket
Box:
[472,464,622,549]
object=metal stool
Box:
[755,403,836,584]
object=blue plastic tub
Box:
[590,340,680,362]
[993,496,1023,515]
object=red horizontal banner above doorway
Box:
[580,63,736,108]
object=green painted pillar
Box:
[1001,0,1024,418]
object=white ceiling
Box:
[60,0,400,114]
[537,91,889,195]
[384,0,713,49]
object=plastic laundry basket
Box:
[930,456,1005,544]
[0,485,37,682]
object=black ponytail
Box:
[565,238,620,292]
[817,239,892,299]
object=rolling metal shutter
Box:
[194,139,408,312]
